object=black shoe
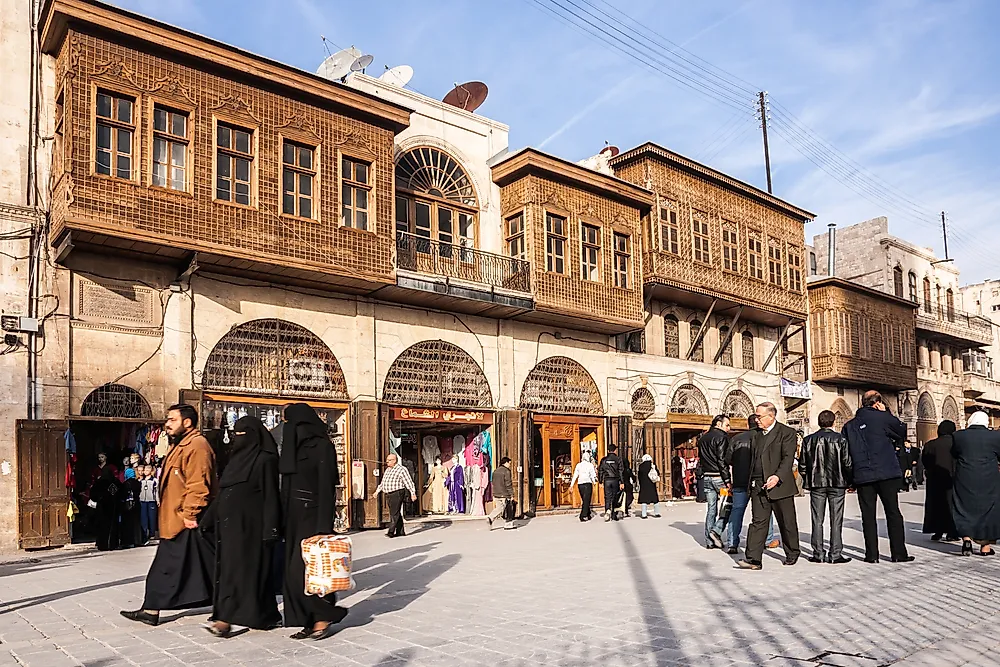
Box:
[705,543,719,550]
[890,555,915,563]
[830,556,852,564]
[945,535,960,542]
[962,539,974,556]
[120,610,159,627]
[783,557,799,566]
[386,532,396,538]
[807,556,823,563]
[736,560,762,570]
[726,546,739,555]
[930,533,942,541]
[864,557,879,564]
[290,628,312,640]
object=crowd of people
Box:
[85,452,161,551]
[120,402,349,641]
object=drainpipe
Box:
[827,223,836,277]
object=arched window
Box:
[936,284,942,318]
[721,390,754,418]
[908,271,917,303]
[741,331,755,370]
[395,146,478,253]
[631,388,655,421]
[718,325,732,366]
[922,278,932,313]
[942,395,961,423]
[383,340,492,409]
[946,289,955,322]
[917,392,936,422]
[892,266,904,297]
[81,383,152,419]
[689,320,704,362]
[670,384,709,415]
[663,315,680,358]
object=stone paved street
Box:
[0,491,997,667]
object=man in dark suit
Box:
[738,402,801,570]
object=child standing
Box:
[138,464,158,543]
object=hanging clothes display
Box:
[421,436,440,475]
[469,464,485,515]
[446,458,465,514]
[425,460,447,514]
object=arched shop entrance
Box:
[916,392,937,448]
[194,318,352,532]
[519,356,605,512]
[381,340,494,519]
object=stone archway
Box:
[721,389,754,418]
[942,395,961,423]
[202,318,349,399]
[80,383,152,419]
[630,388,655,422]
[670,383,710,415]
[520,357,603,415]
[917,392,937,422]
[830,398,853,431]
[383,340,492,409]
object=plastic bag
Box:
[301,535,354,596]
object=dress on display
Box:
[447,464,466,514]
[426,463,447,514]
[469,464,485,515]
[421,436,440,475]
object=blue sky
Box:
[116,0,1000,286]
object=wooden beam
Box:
[712,306,744,364]
[685,298,717,360]
[762,320,802,374]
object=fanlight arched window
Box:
[917,392,936,421]
[81,383,153,420]
[721,390,754,418]
[670,384,709,415]
[631,388,655,422]
[395,147,478,254]
[718,326,732,366]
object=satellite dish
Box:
[316,46,361,82]
[350,54,374,73]
[442,81,488,113]
[379,64,414,88]
[600,145,620,157]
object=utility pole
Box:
[941,211,949,260]
[758,91,773,194]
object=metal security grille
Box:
[670,384,709,415]
[631,388,655,421]
[942,396,961,422]
[395,147,477,206]
[520,357,603,415]
[721,390,754,418]
[382,340,492,409]
[202,319,348,399]
[917,392,936,421]
[80,383,153,419]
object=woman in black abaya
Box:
[922,420,958,541]
[204,416,282,637]
[90,456,120,551]
[119,467,144,548]
[281,403,346,640]
[952,411,1000,556]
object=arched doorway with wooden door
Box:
[519,356,604,513]
[381,340,494,519]
[197,318,353,530]
[916,392,937,447]
[668,382,717,500]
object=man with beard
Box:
[121,404,216,626]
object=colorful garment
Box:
[446,464,465,514]
[469,464,485,515]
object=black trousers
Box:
[387,489,407,537]
[809,488,846,561]
[579,483,593,521]
[856,478,908,561]
[603,479,621,515]
[745,485,800,564]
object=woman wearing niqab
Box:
[204,416,281,637]
[280,403,347,640]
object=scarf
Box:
[124,467,136,480]
[279,403,329,475]
[221,415,278,488]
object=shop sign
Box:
[288,358,328,392]
[392,407,492,424]
[351,461,366,499]
[780,378,811,399]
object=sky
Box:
[113,0,1000,285]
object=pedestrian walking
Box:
[597,444,625,521]
[738,402,800,570]
[921,420,958,542]
[951,411,1000,557]
[622,457,635,519]
[698,415,731,548]
[373,454,417,539]
[842,390,912,564]
[121,404,216,626]
[637,454,660,518]
[798,411,853,564]
[204,416,282,638]
[138,465,158,543]
[725,415,778,555]
[280,403,347,640]
[569,452,598,522]
[487,456,515,529]
[89,454,120,551]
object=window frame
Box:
[91,83,139,183]
[280,136,320,222]
[613,231,631,289]
[741,330,755,370]
[545,210,568,276]
[691,210,712,265]
[923,277,932,313]
[579,220,602,282]
[658,200,680,255]
[212,115,258,208]
[767,237,784,287]
[787,245,803,292]
[892,266,904,298]
[505,211,526,261]
[339,149,376,232]
[664,314,680,358]
[395,179,476,251]
[148,97,193,195]
[721,220,739,274]
[747,229,764,281]
[908,271,918,303]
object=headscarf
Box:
[582,452,592,463]
[279,403,329,475]
[968,411,990,428]
[641,454,652,463]
[123,467,136,480]
[937,420,957,437]
[221,415,278,488]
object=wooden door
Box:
[644,421,672,500]
[350,401,381,529]
[17,420,70,549]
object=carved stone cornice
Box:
[278,113,321,140]
[210,94,260,123]
[148,74,197,106]
[91,57,141,89]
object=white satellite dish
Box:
[378,65,414,88]
[316,46,361,82]
[350,54,374,73]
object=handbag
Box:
[502,498,517,522]
[717,486,733,522]
[301,535,354,596]
[647,465,660,484]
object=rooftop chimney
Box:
[827,223,837,277]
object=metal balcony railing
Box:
[396,232,532,294]
[916,305,993,343]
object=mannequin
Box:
[469,462,484,516]
[425,457,447,514]
[446,454,465,514]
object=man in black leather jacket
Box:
[598,444,626,522]
[698,415,731,548]
[799,410,853,564]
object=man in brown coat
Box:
[122,404,216,626]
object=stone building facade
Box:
[959,279,1000,424]
[811,217,992,444]
[0,0,815,549]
